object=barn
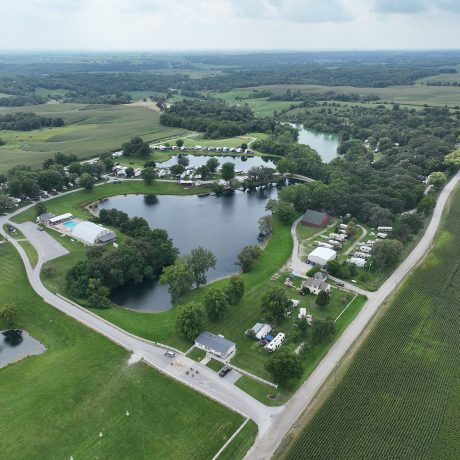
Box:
[301,210,329,227]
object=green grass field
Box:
[244,84,460,108]
[18,240,38,267]
[0,102,187,173]
[207,359,225,372]
[280,185,460,460]
[188,347,207,362]
[235,376,283,406]
[0,243,247,460]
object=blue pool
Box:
[63,220,78,229]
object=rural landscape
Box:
[1,1,460,459]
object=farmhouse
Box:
[194,332,236,360]
[49,213,73,225]
[301,209,329,227]
[70,221,116,245]
[301,277,331,295]
[308,247,337,266]
[251,323,272,340]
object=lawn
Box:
[2,223,25,239]
[18,240,38,267]
[0,102,187,173]
[235,376,285,406]
[219,420,258,460]
[188,347,207,362]
[207,359,225,372]
[0,244,246,460]
[280,185,460,460]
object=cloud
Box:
[231,0,352,23]
[372,0,427,14]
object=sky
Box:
[1,0,460,51]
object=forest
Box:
[0,112,64,131]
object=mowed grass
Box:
[0,102,187,173]
[18,240,38,267]
[0,244,245,460]
[280,186,460,460]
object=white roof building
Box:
[49,213,73,225]
[349,257,367,268]
[71,221,116,245]
[251,323,272,340]
[308,247,337,266]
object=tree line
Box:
[0,112,64,131]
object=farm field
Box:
[0,243,246,460]
[279,185,460,460]
[0,102,187,173]
[245,84,460,107]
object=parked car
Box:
[37,226,44,231]
[336,281,344,287]
[164,350,176,358]
[219,366,231,377]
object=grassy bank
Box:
[280,185,460,459]
[18,240,39,267]
[0,243,245,460]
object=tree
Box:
[368,205,393,228]
[428,171,447,189]
[122,136,150,157]
[221,162,235,181]
[0,192,14,210]
[204,287,229,321]
[35,202,47,217]
[443,149,460,169]
[87,278,110,308]
[79,173,94,191]
[142,167,156,185]
[275,202,297,226]
[170,164,185,176]
[236,245,262,272]
[417,195,436,215]
[225,276,245,305]
[186,247,216,288]
[265,349,303,384]
[175,302,207,341]
[0,137,5,146]
[316,290,330,307]
[241,142,248,150]
[125,167,135,178]
[160,259,194,304]
[312,319,336,344]
[258,214,272,236]
[0,304,18,327]
[176,139,184,148]
[143,160,156,168]
[261,287,292,323]
[206,157,219,173]
[177,155,190,167]
[196,165,212,180]
[372,239,403,270]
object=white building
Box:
[360,245,373,253]
[377,232,388,239]
[250,323,272,340]
[49,213,73,225]
[349,257,367,268]
[308,247,337,266]
[71,221,116,245]
[195,331,236,360]
[301,277,331,295]
[377,226,393,232]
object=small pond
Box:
[160,154,276,172]
[0,329,46,369]
[293,124,339,163]
[99,187,279,312]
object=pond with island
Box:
[0,329,46,369]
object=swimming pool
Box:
[63,220,78,229]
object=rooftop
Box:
[302,209,328,226]
[195,331,235,355]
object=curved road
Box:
[1,170,459,459]
[245,171,460,459]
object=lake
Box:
[294,124,339,163]
[0,329,46,369]
[99,187,278,311]
[160,154,276,171]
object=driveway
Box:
[16,222,68,262]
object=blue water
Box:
[63,220,78,229]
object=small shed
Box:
[251,323,272,340]
[195,331,236,360]
[301,210,329,227]
[308,247,337,266]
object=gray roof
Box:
[302,209,328,226]
[251,323,264,334]
[97,232,116,243]
[38,212,55,222]
[195,331,235,355]
[302,278,329,291]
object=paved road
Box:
[245,170,460,459]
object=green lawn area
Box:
[0,102,187,173]
[219,420,258,460]
[2,223,25,239]
[18,240,38,267]
[207,358,225,372]
[280,185,460,460]
[235,376,285,406]
[188,347,207,362]
[0,243,246,460]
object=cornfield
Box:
[284,188,460,460]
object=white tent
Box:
[71,221,116,245]
[308,247,337,266]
